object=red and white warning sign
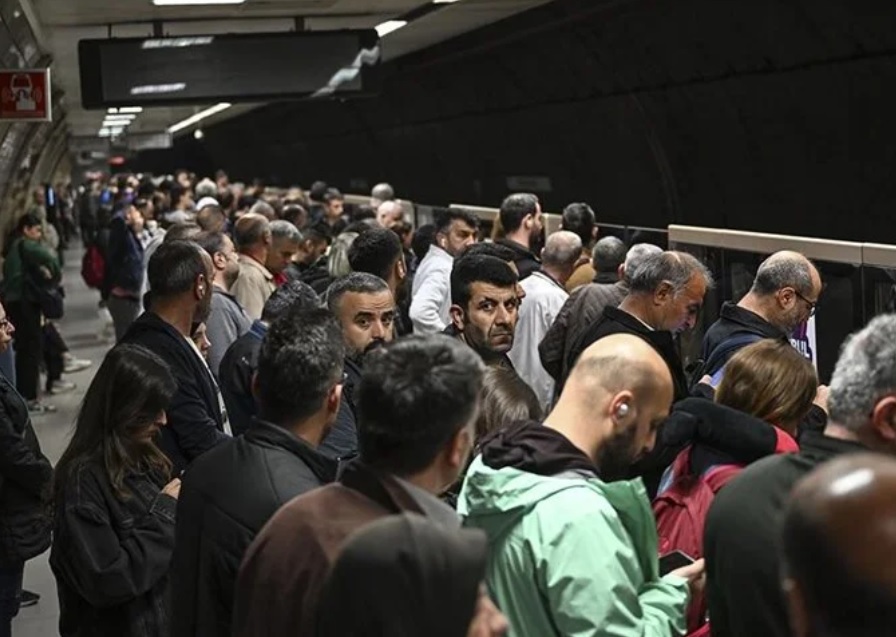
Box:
[0,69,51,121]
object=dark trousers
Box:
[0,562,23,637]
[43,323,66,390]
[7,301,41,401]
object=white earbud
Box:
[616,403,630,418]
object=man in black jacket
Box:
[704,314,896,637]
[120,240,227,472]
[218,280,319,435]
[566,250,713,402]
[318,272,395,460]
[495,193,543,280]
[700,250,822,378]
[171,308,343,637]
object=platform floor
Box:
[13,244,112,636]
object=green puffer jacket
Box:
[2,237,61,303]
[459,455,690,637]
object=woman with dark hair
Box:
[316,514,508,637]
[2,213,61,413]
[50,344,181,636]
[0,299,52,637]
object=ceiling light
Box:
[168,102,231,134]
[375,20,407,37]
[433,0,461,3]
[118,107,143,113]
[152,0,245,5]
[104,114,136,121]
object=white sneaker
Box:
[49,380,76,394]
[63,356,92,374]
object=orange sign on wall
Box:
[0,69,51,121]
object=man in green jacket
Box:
[460,333,703,637]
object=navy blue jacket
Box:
[104,212,144,298]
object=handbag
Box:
[17,240,64,320]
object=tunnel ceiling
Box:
[135,0,896,242]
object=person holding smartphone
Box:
[49,345,181,636]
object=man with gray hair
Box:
[265,220,302,286]
[703,313,896,637]
[565,250,713,402]
[700,250,822,380]
[540,242,663,389]
[509,231,581,409]
[230,213,274,320]
[370,182,395,208]
[376,200,404,229]
[319,272,396,459]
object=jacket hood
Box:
[479,420,597,477]
[661,397,788,465]
[460,422,600,538]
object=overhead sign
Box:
[0,69,51,121]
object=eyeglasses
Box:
[794,290,817,317]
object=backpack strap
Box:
[703,464,742,494]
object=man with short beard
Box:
[446,255,520,371]
[495,192,544,280]
[120,240,230,473]
[195,231,251,377]
[459,334,703,637]
[319,272,395,459]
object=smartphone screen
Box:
[659,550,695,576]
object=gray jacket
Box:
[207,287,252,377]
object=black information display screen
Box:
[79,30,381,109]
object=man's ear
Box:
[326,383,343,416]
[449,304,466,331]
[871,395,896,442]
[654,281,674,305]
[396,258,407,281]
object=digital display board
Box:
[79,30,381,108]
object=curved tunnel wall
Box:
[134,0,896,243]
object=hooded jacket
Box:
[459,421,689,637]
[495,238,541,281]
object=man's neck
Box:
[241,248,267,266]
[213,274,229,293]
[283,415,328,448]
[402,466,448,495]
[504,231,530,251]
[541,266,567,287]
[544,407,598,463]
[150,300,195,337]
[823,422,862,444]
[736,292,780,327]
[618,295,659,330]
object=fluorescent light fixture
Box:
[104,114,136,121]
[153,0,244,5]
[168,102,232,134]
[375,20,407,37]
[433,0,461,3]
[142,36,214,49]
[98,128,111,137]
[131,83,187,96]
[118,107,143,113]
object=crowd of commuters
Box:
[0,169,892,637]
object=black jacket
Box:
[171,419,336,637]
[0,371,52,567]
[496,238,541,281]
[121,312,229,472]
[704,431,866,637]
[568,306,689,401]
[700,302,787,375]
[219,320,266,436]
[104,212,145,299]
[50,462,177,637]
[318,358,362,460]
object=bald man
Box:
[508,231,581,410]
[700,250,822,380]
[704,314,896,637]
[230,213,275,320]
[460,334,703,637]
[376,200,404,229]
[782,453,896,637]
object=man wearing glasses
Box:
[700,250,823,382]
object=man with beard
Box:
[446,255,520,371]
[120,240,230,473]
[348,226,412,336]
[319,272,395,459]
[459,334,703,637]
[266,220,302,287]
[495,193,544,281]
[195,231,251,377]
[699,250,822,379]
